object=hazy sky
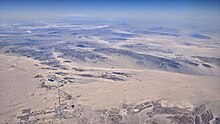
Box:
[0,0,220,24]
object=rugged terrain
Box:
[0,17,220,123]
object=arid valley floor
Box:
[0,17,220,124]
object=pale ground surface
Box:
[1,17,220,123]
[0,53,220,123]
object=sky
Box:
[0,0,220,24]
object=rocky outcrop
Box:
[193,104,206,116]
[192,104,214,124]
[201,109,214,123]
[14,99,217,124]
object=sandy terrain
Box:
[0,53,220,123]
